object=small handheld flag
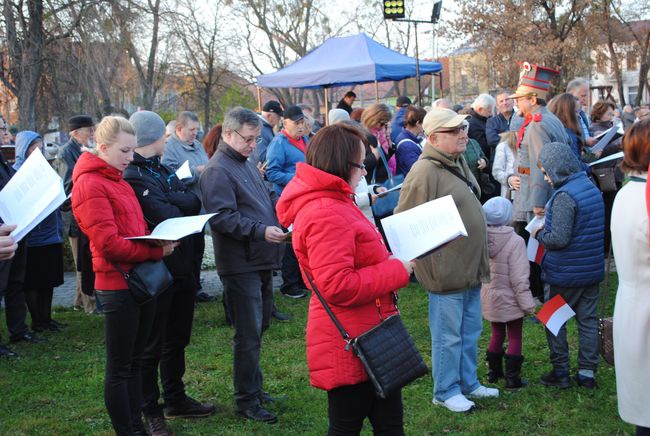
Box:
[536,295,576,336]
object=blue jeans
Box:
[220,270,273,411]
[428,287,482,401]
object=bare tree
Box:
[171,0,229,130]
[1,0,87,129]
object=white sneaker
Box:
[432,394,475,412]
[468,385,499,399]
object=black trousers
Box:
[141,280,196,416]
[280,245,305,292]
[221,270,273,411]
[96,290,156,436]
[24,287,54,330]
[193,234,205,294]
[0,241,28,341]
[327,382,404,436]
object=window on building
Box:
[596,52,608,72]
[628,86,639,105]
[627,52,638,71]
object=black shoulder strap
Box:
[422,156,479,198]
[303,269,351,343]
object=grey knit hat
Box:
[129,111,166,147]
[483,196,513,226]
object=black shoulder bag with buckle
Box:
[111,260,173,305]
[304,269,428,399]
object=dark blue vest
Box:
[542,172,605,287]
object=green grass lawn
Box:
[0,276,632,435]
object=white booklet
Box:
[589,125,623,154]
[175,160,192,180]
[380,195,468,261]
[126,213,217,240]
[0,148,66,242]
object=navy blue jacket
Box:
[486,112,512,148]
[390,107,407,144]
[394,129,422,176]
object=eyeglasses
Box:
[233,129,260,145]
[348,161,366,171]
[435,125,469,135]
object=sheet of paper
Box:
[525,216,545,234]
[588,151,624,167]
[380,195,468,261]
[175,160,192,180]
[525,216,545,264]
[376,183,403,197]
[126,213,217,240]
[0,148,66,242]
[588,125,623,154]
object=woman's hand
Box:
[162,242,180,257]
[391,255,415,275]
[477,158,487,170]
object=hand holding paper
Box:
[175,160,192,180]
[126,213,217,240]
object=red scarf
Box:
[282,129,306,154]
[516,114,532,148]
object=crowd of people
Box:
[0,60,649,435]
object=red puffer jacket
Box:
[276,163,409,391]
[72,152,163,290]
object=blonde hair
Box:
[499,130,517,153]
[361,103,392,130]
[94,116,135,148]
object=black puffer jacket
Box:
[124,152,202,289]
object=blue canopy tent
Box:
[255,33,443,119]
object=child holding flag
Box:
[481,197,536,389]
[532,142,605,389]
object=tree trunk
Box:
[203,85,211,132]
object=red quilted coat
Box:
[276,163,409,391]
[71,152,164,291]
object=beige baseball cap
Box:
[423,108,470,136]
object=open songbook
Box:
[126,213,217,241]
[380,195,468,261]
[0,148,66,242]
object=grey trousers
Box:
[544,284,600,375]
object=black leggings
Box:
[96,290,156,436]
[327,382,404,436]
[24,287,53,330]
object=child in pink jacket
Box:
[481,197,536,389]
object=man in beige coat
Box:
[395,109,494,413]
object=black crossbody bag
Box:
[304,270,428,399]
[111,260,173,305]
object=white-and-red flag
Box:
[536,295,576,336]
[526,238,545,264]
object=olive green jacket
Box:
[395,144,490,293]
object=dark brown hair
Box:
[202,124,222,159]
[590,100,616,123]
[350,108,365,122]
[403,105,427,127]
[621,118,650,173]
[547,93,581,136]
[306,124,366,182]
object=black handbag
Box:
[304,270,428,399]
[592,166,618,193]
[112,260,173,305]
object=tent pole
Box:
[414,21,422,105]
[439,73,443,98]
[324,88,330,126]
[374,81,379,102]
[256,87,262,112]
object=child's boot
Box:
[486,350,504,383]
[505,354,528,389]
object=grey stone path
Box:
[52,270,283,308]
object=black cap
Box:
[283,105,304,122]
[69,115,94,131]
[396,96,412,107]
[262,100,283,116]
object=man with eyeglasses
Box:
[266,106,309,299]
[396,108,495,413]
[60,114,97,314]
[163,111,212,302]
[201,107,287,424]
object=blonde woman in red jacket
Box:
[72,116,175,436]
[276,124,414,435]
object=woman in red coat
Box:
[276,124,414,435]
[72,116,175,436]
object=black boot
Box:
[486,350,504,383]
[505,354,528,389]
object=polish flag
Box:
[537,295,576,336]
[527,238,545,264]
